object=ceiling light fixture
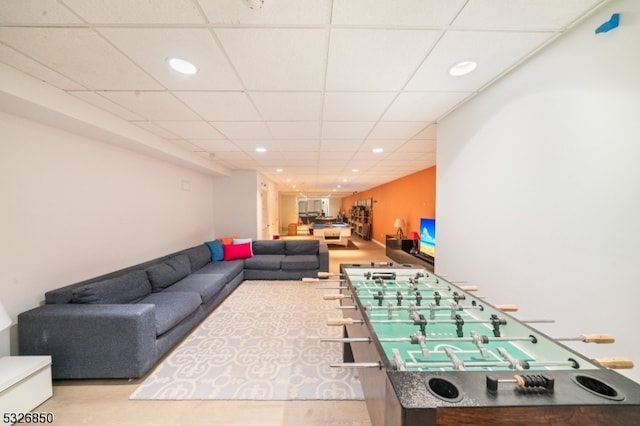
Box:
[352,168,359,172]
[372,148,383,153]
[167,57,198,75]
[449,60,477,77]
[276,168,283,172]
[256,147,267,153]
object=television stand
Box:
[385,235,434,272]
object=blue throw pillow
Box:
[205,240,224,262]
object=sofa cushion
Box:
[205,240,224,262]
[195,259,244,282]
[137,291,201,336]
[71,270,152,304]
[281,255,320,271]
[223,242,253,261]
[233,238,253,254]
[244,255,285,271]
[252,240,285,255]
[184,245,211,271]
[285,240,319,255]
[146,254,191,291]
[163,273,227,303]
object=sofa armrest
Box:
[18,303,158,379]
[318,243,329,272]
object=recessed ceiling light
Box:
[352,168,359,172]
[168,57,198,75]
[372,148,383,153]
[276,168,283,172]
[449,60,477,77]
[256,147,267,153]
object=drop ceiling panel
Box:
[69,91,144,120]
[99,91,201,121]
[268,121,321,139]
[452,0,604,30]
[276,139,320,152]
[322,121,374,140]
[0,44,86,90]
[174,91,261,121]
[154,121,225,139]
[0,0,83,24]
[383,91,470,121]
[133,121,181,139]
[319,139,362,152]
[198,0,331,25]
[189,139,239,152]
[97,28,243,91]
[0,27,163,90]
[331,0,466,27]
[251,92,323,121]
[396,139,437,153]
[213,121,271,139]
[325,29,440,91]
[61,0,206,24]
[406,31,553,91]
[215,28,328,91]
[369,121,431,140]
[323,92,396,121]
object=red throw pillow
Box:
[223,242,253,261]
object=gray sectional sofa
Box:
[18,239,328,379]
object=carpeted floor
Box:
[130,281,364,401]
[327,240,359,250]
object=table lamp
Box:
[394,218,405,240]
[407,231,420,254]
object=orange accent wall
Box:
[341,166,436,244]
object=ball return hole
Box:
[426,377,463,403]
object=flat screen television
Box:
[419,218,436,259]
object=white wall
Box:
[0,112,216,355]
[212,170,259,239]
[437,0,640,383]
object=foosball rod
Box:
[326,317,553,326]
[303,277,344,284]
[320,333,616,345]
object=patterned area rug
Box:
[130,281,364,401]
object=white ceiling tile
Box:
[0,27,163,90]
[396,139,437,153]
[251,92,322,121]
[369,121,429,140]
[175,91,261,121]
[319,139,362,152]
[277,139,320,152]
[322,121,375,139]
[100,91,201,120]
[0,0,83,24]
[412,123,438,140]
[189,140,239,152]
[216,28,327,91]
[452,0,604,30]
[61,0,206,24]
[97,28,243,91]
[268,121,321,139]
[132,121,181,139]
[154,121,225,139]
[0,44,85,90]
[360,139,406,152]
[198,0,331,25]
[326,29,440,91]
[331,0,466,27]
[383,92,470,121]
[69,91,144,120]
[323,92,396,121]
[407,31,552,91]
[213,121,272,140]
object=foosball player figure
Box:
[490,314,507,337]
[373,291,384,306]
[455,314,465,338]
[415,291,422,306]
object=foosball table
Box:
[310,263,640,426]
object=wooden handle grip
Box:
[327,318,353,326]
[460,285,478,292]
[582,334,615,344]
[592,357,634,369]
[496,304,518,312]
[323,294,345,300]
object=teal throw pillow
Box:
[205,240,224,261]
